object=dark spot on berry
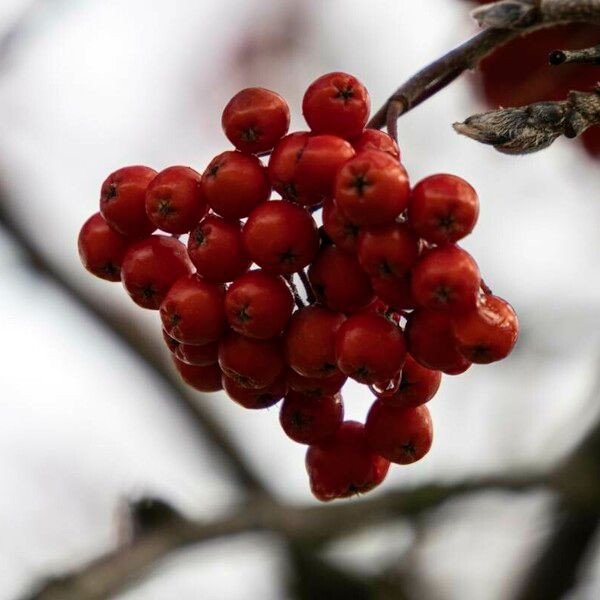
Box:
[351,173,369,196]
[103,183,118,202]
[378,260,393,277]
[400,442,416,457]
[312,282,326,300]
[158,198,177,217]
[321,362,337,375]
[241,127,259,142]
[399,376,413,392]
[434,286,452,304]
[140,285,156,300]
[101,262,119,277]
[207,162,222,178]
[256,392,274,406]
[236,306,251,322]
[335,86,354,101]
[291,410,311,430]
[354,365,371,379]
[193,228,207,246]
[283,182,298,201]
[170,313,182,326]
[343,222,360,240]
[279,248,297,264]
[437,214,456,233]
[469,345,491,361]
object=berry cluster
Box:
[78,72,519,502]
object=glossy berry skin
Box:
[187,215,250,283]
[218,332,285,389]
[302,72,370,139]
[335,312,406,384]
[145,166,207,234]
[225,270,293,339]
[162,330,218,367]
[411,245,480,314]
[243,201,319,274]
[451,295,519,364]
[222,87,290,154]
[365,401,433,465]
[100,166,157,237]
[78,212,132,281]
[322,197,361,253]
[305,421,390,502]
[371,273,417,310]
[383,354,442,408]
[308,245,374,313]
[121,236,193,309]
[222,374,287,409]
[334,150,410,227]
[160,274,227,344]
[285,306,346,378]
[405,309,471,375]
[294,135,355,206]
[287,368,347,397]
[358,223,420,279]
[409,174,479,244]
[201,151,270,219]
[173,357,223,392]
[351,128,400,159]
[280,391,344,445]
[267,132,310,201]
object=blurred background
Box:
[1,0,600,598]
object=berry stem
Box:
[285,274,306,309]
[298,269,316,304]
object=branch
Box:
[549,43,600,65]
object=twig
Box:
[285,274,306,309]
[549,44,600,65]
[298,270,316,304]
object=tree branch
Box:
[549,43,600,65]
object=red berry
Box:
[334,150,410,227]
[280,391,344,445]
[351,128,400,159]
[383,354,441,408]
[160,274,227,344]
[302,72,370,138]
[357,223,420,279]
[225,270,293,339]
[78,212,132,281]
[144,166,207,234]
[285,306,346,378]
[222,87,290,154]
[121,236,193,309]
[371,273,417,310]
[405,309,471,375]
[322,197,361,253]
[305,421,390,501]
[287,368,347,397]
[308,245,373,313]
[163,330,218,367]
[222,373,287,409]
[243,201,319,274]
[411,245,480,314]
[451,295,519,363]
[201,151,270,219]
[218,332,285,388]
[408,174,479,244]
[187,215,250,283]
[335,312,406,384]
[267,132,310,201]
[173,357,223,392]
[100,166,157,237]
[365,401,433,465]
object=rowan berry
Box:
[351,128,400,159]
[162,331,218,367]
[371,273,417,310]
[173,358,223,393]
[287,368,347,397]
[382,354,441,408]
[321,197,361,253]
[267,132,310,201]
[222,373,287,409]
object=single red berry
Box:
[267,131,310,201]
[280,391,344,445]
[285,306,346,378]
[187,215,250,283]
[225,270,293,339]
[411,245,481,315]
[405,308,471,375]
[383,354,441,408]
[222,87,290,154]
[357,223,420,279]
[201,151,271,219]
[302,72,370,138]
[287,368,347,397]
[351,128,400,159]
[222,373,287,409]
[145,166,207,234]
[322,197,361,253]
[408,174,479,244]
[305,421,390,502]
[365,401,433,465]
[371,273,417,310]
[308,245,373,313]
[451,295,519,363]
[243,201,319,274]
[335,312,406,384]
[121,236,193,309]
[162,330,218,367]
[100,166,157,237]
[334,150,410,227]
[78,212,132,281]
[173,357,223,392]
[160,274,227,344]
[218,332,285,388]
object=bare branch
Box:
[549,44,600,65]
[471,1,538,29]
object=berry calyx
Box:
[383,354,442,408]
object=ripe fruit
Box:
[222,87,290,154]
[225,270,294,339]
[351,128,400,159]
[78,212,132,281]
[145,166,207,234]
[163,331,218,367]
[409,174,479,244]
[302,72,370,138]
[121,236,193,309]
[100,166,157,237]
[173,358,223,393]
[365,401,433,465]
[287,368,347,397]
[322,197,361,253]
[222,374,287,409]
[305,421,390,501]
[267,131,310,201]
[383,355,441,408]
[371,273,417,310]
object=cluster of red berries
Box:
[78,72,519,502]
